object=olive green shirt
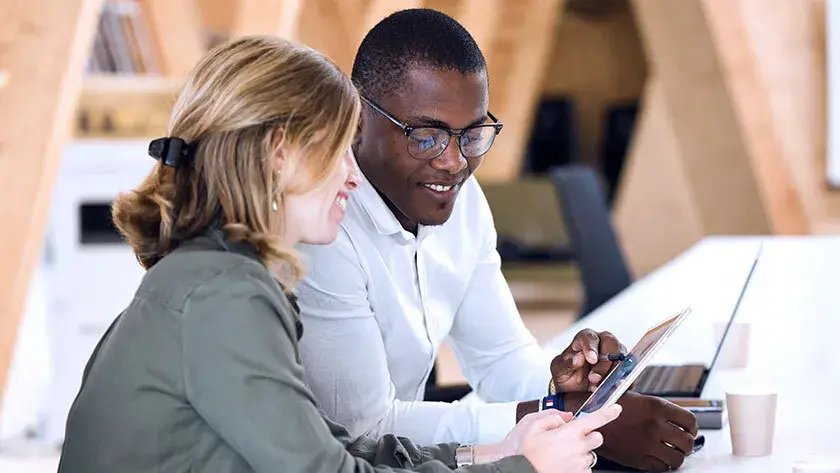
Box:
[56,232,535,473]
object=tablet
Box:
[574,307,693,418]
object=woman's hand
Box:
[478,404,622,473]
[487,409,575,461]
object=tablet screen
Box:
[574,307,692,418]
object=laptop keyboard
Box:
[633,364,707,396]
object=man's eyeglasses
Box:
[361,96,503,161]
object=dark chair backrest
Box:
[600,102,639,206]
[549,165,633,317]
[523,97,581,175]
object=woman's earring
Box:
[272,170,281,212]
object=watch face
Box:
[456,446,474,467]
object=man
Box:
[296,8,697,472]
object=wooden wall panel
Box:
[297,0,358,73]
[456,0,505,52]
[631,0,809,236]
[235,0,304,38]
[197,0,238,36]
[541,1,647,167]
[0,0,103,408]
[140,0,206,76]
[613,80,704,276]
[475,0,564,183]
[738,0,840,229]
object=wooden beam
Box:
[456,0,505,52]
[139,0,206,76]
[540,0,646,169]
[333,0,366,43]
[197,0,238,36]
[297,0,358,73]
[631,0,809,234]
[422,0,460,17]
[737,0,839,228]
[476,0,564,183]
[0,0,104,410]
[613,79,704,276]
[234,0,304,39]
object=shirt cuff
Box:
[475,401,519,445]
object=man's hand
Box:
[550,329,626,392]
[565,391,699,472]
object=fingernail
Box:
[589,373,602,383]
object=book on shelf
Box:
[87,0,162,75]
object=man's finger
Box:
[664,403,699,436]
[662,422,695,456]
[571,329,600,364]
[652,441,687,470]
[570,404,622,433]
[590,331,624,378]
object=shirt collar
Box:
[354,171,439,241]
[355,173,404,236]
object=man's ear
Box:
[352,109,364,152]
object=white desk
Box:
[545,235,840,472]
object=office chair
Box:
[523,97,581,176]
[600,102,639,206]
[424,365,473,403]
[549,165,633,318]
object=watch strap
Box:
[541,393,565,412]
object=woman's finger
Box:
[584,431,604,451]
[524,409,567,432]
[571,404,622,433]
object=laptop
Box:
[632,244,763,398]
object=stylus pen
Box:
[598,353,626,362]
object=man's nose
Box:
[429,138,466,174]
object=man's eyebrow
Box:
[408,114,489,129]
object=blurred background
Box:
[1,0,837,468]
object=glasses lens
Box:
[460,126,497,158]
[408,128,450,160]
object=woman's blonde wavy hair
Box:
[112,35,360,287]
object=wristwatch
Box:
[455,446,474,467]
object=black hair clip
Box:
[148,137,195,168]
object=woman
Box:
[56,36,620,473]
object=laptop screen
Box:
[705,243,763,373]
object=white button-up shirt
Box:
[295,173,554,446]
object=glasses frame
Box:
[361,96,503,160]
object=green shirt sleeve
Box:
[180,265,534,473]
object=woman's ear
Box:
[271,127,286,172]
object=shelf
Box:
[75,75,182,139]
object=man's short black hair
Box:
[351,8,487,102]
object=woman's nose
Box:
[345,152,360,190]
